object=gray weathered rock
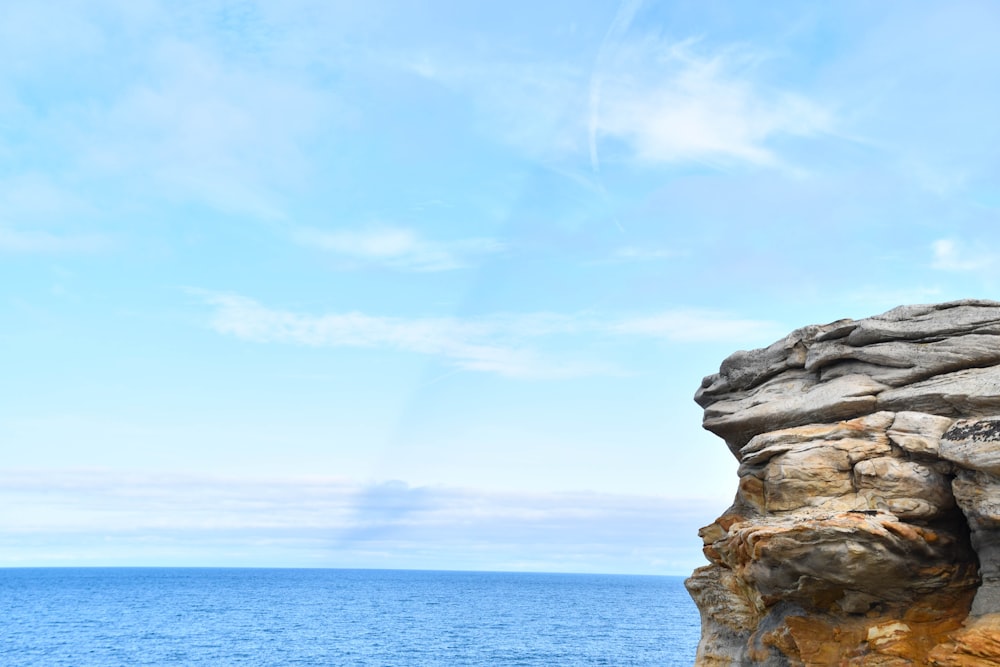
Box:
[703,373,888,453]
[941,418,1000,474]
[877,365,1000,416]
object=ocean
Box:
[0,568,700,666]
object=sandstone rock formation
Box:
[687,300,1000,665]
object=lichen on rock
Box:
[687,300,1000,665]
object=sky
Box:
[2,0,1000,575]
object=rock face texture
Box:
[687,300,1000,666]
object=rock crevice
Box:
[688,300,1000,665]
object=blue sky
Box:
[2,0,1000,574]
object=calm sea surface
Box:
[0,568,699,666]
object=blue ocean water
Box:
[0,568,699,666]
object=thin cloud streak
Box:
[589,0,644,173]
[198,292,782,378]
[293,225,505,271]
[200,292,610,379]
[597,245,681,263]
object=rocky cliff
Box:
[687,300,1000,666]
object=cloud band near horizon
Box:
[0,469,718,574]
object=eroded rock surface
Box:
[688,300,1000,665]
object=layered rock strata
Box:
[687,300,1000,665]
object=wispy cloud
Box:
[81,40,334,220]
[608,245,680,262]
[931,238,995,272]
[1,5,348,222]
[0,227,110,253]
[0,174,110,253]
[197,292,781,378]
[199,292,603,379]
[402,55,586,161]
[403,14,832,173]
[0,469,712,573]
[293,225,505,271]
[591,37,833,170]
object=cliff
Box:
[687,300,1000,666]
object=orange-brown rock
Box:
[928,614,1000,665]
[688,301,1000,665]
